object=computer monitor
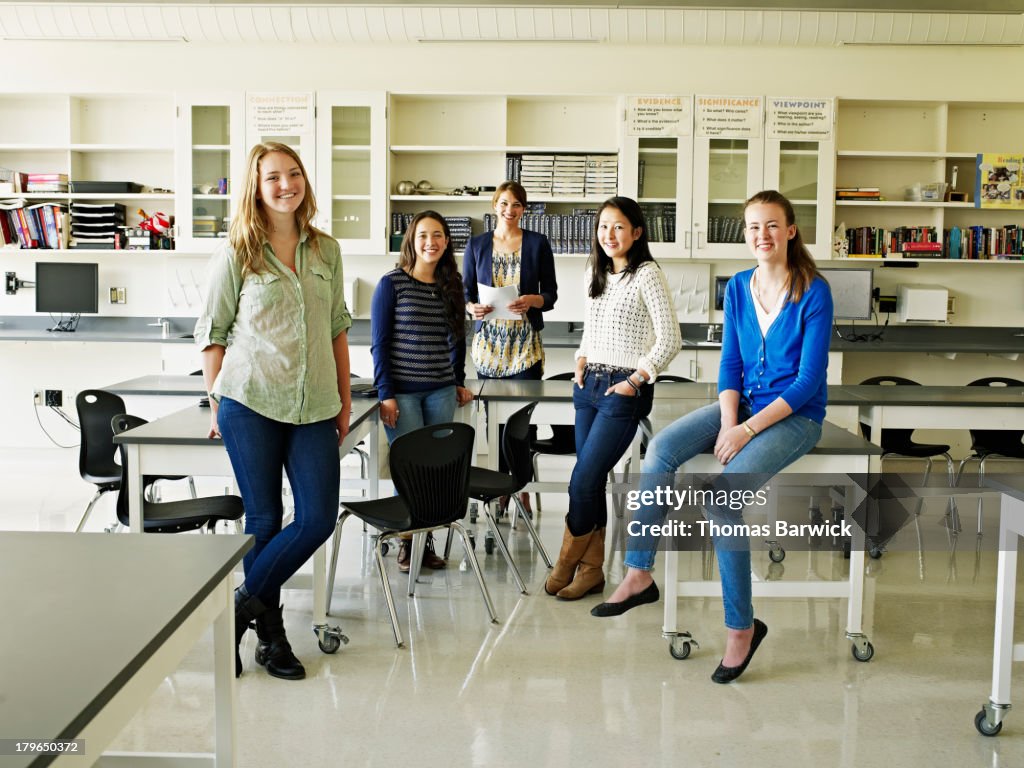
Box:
[35,262,99,315]
[819,268,873,321]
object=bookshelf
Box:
[835,99,1024,263]
[387,94,623,257]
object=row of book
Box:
[843,224,1024,259]
[505,154,618,197]
[0,201,69,249]
[709,216,745,244]
[639,203,677,243]
[484,209,598,255]
[836,186,882,202]
[391,213,472,253]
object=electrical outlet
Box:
[877,295,897,313]
[108,287,127,304]
[32,389,43,406]
[44,389,62,407]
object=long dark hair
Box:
[743,190,821,303]
[398,211,466,338]
[587,196,656,298]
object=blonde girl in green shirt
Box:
[196,142,352,681]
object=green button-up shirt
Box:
[194,233,352,425]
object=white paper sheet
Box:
[477,283,522,320]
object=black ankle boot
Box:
[234,585,266,678]
[255,605,306,680]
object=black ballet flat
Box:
[711,619,768,684]
[590,581,660,617]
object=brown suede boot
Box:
[544,519,595,596]
[557,527,606,600]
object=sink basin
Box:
[681,339,720,347]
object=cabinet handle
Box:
[697,231,706,249]
[684,231,692,249]
[689,359,697,379]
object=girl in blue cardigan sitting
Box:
[593,190,833,685]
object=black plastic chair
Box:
[859,376,957,552]
[468,402,553,594]
[529,373,579,515]
[75,390,197,532]
[336,422,496,648]
[654,374,695,383]
[112,414,244,533]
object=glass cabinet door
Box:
[634,136,693,259]
[315,92,386,254]
[763,137,835,261]
[175,94,244,253]
[691,137,764,259]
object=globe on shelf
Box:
[395,180,415,195]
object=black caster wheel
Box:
[975,709,1003,737]
[869,546,884,559]
[669,638,691,660]
[809,507,824,525]
[318,634,342,654]
[484,536,495,555]
[380,542,389,557]
[851,641,874,662]
[842,541,851,559]
[769,547,785,563]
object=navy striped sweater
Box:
[370,268,466,401]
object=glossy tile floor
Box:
[7,446,1024,768]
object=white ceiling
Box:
[1,3,1022,45]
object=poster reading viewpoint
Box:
[766,97,834,141]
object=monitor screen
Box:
[35,262,99,314]
[819,268,873,321]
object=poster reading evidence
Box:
[627,96,692,137]
[696,96,762,139]
[766,98,834,141]
[247,92,314,137]
[976,153,1024,210]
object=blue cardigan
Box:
[462,229,558,333]
[718,269,833,423]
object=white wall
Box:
[2,39,1024,447]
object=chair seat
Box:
[974,443,1024,460]
[530,437,576,456]
[341,495,412,533]
[138,494,243,534]
[82,471,120,489]
[883,442,950,459]
[468,466,518,503]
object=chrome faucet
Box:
[148,317,170,338]
[706,324,722,343]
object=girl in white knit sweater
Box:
[545,196,681,600]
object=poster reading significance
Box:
[695,96,762,139]
[976,153,1024,209]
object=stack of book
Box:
[552,155,586,197]
[505,154,522,183]
[70,202,124,249]
[836,187,882,202]
[0,201,68,249]
[584,155,618,197]
[193,215,219,237]
[445,216,472,253]
[520,155,554,196]
[641,203,676,243]
[25,173,69,193]
[485,207,598,255]
[901,241,943,257]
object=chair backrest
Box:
[859,376,919,449]
[111,413,148,527]
[655,374,694,383]
[501,402,538,490]
[968,377,1024,453]
[390,422,475,529]
[76,390,128,482]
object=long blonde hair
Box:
[230,142,325,276]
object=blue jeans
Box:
[567,369,653,536]
[385,385,457,445]
[217,397,340,609]
[624,401,822,629]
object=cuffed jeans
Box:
[385,385,457,445]
[567,369,653,536]
[624,401,821,629]
[217,397,340,609]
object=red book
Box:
[902,241,943,252]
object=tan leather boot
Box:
[544,519,594,595]
[557,527,606,600]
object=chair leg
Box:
[532,454,543,515]
[327,512,349,615]
[188,476,197,499]
[76,488,107,532]
[941,452,960,532]
[407,531,425,597]
[511,493,552,568]
[451,520,499,625]
[374,533,404,648]
[483,506,528,594]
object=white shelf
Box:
[333,194,372,201]
[191,145,231,152]
[331,145,371,152]
[837,150,976,159]
[69,145,173,153]
[639,197,676,204]
[839,257,1024,265]
[0,144,70,152]
[390,145,506,154]
[638,148,678,156]
[835,200,974,208]
[192,194,230,201]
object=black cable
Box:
[34,404,78,449]
[49,406,80,430]
[834,310,889,343]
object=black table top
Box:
[984,475,1024,503]
[0,532,251,768]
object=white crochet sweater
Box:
[575,261,681,378]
